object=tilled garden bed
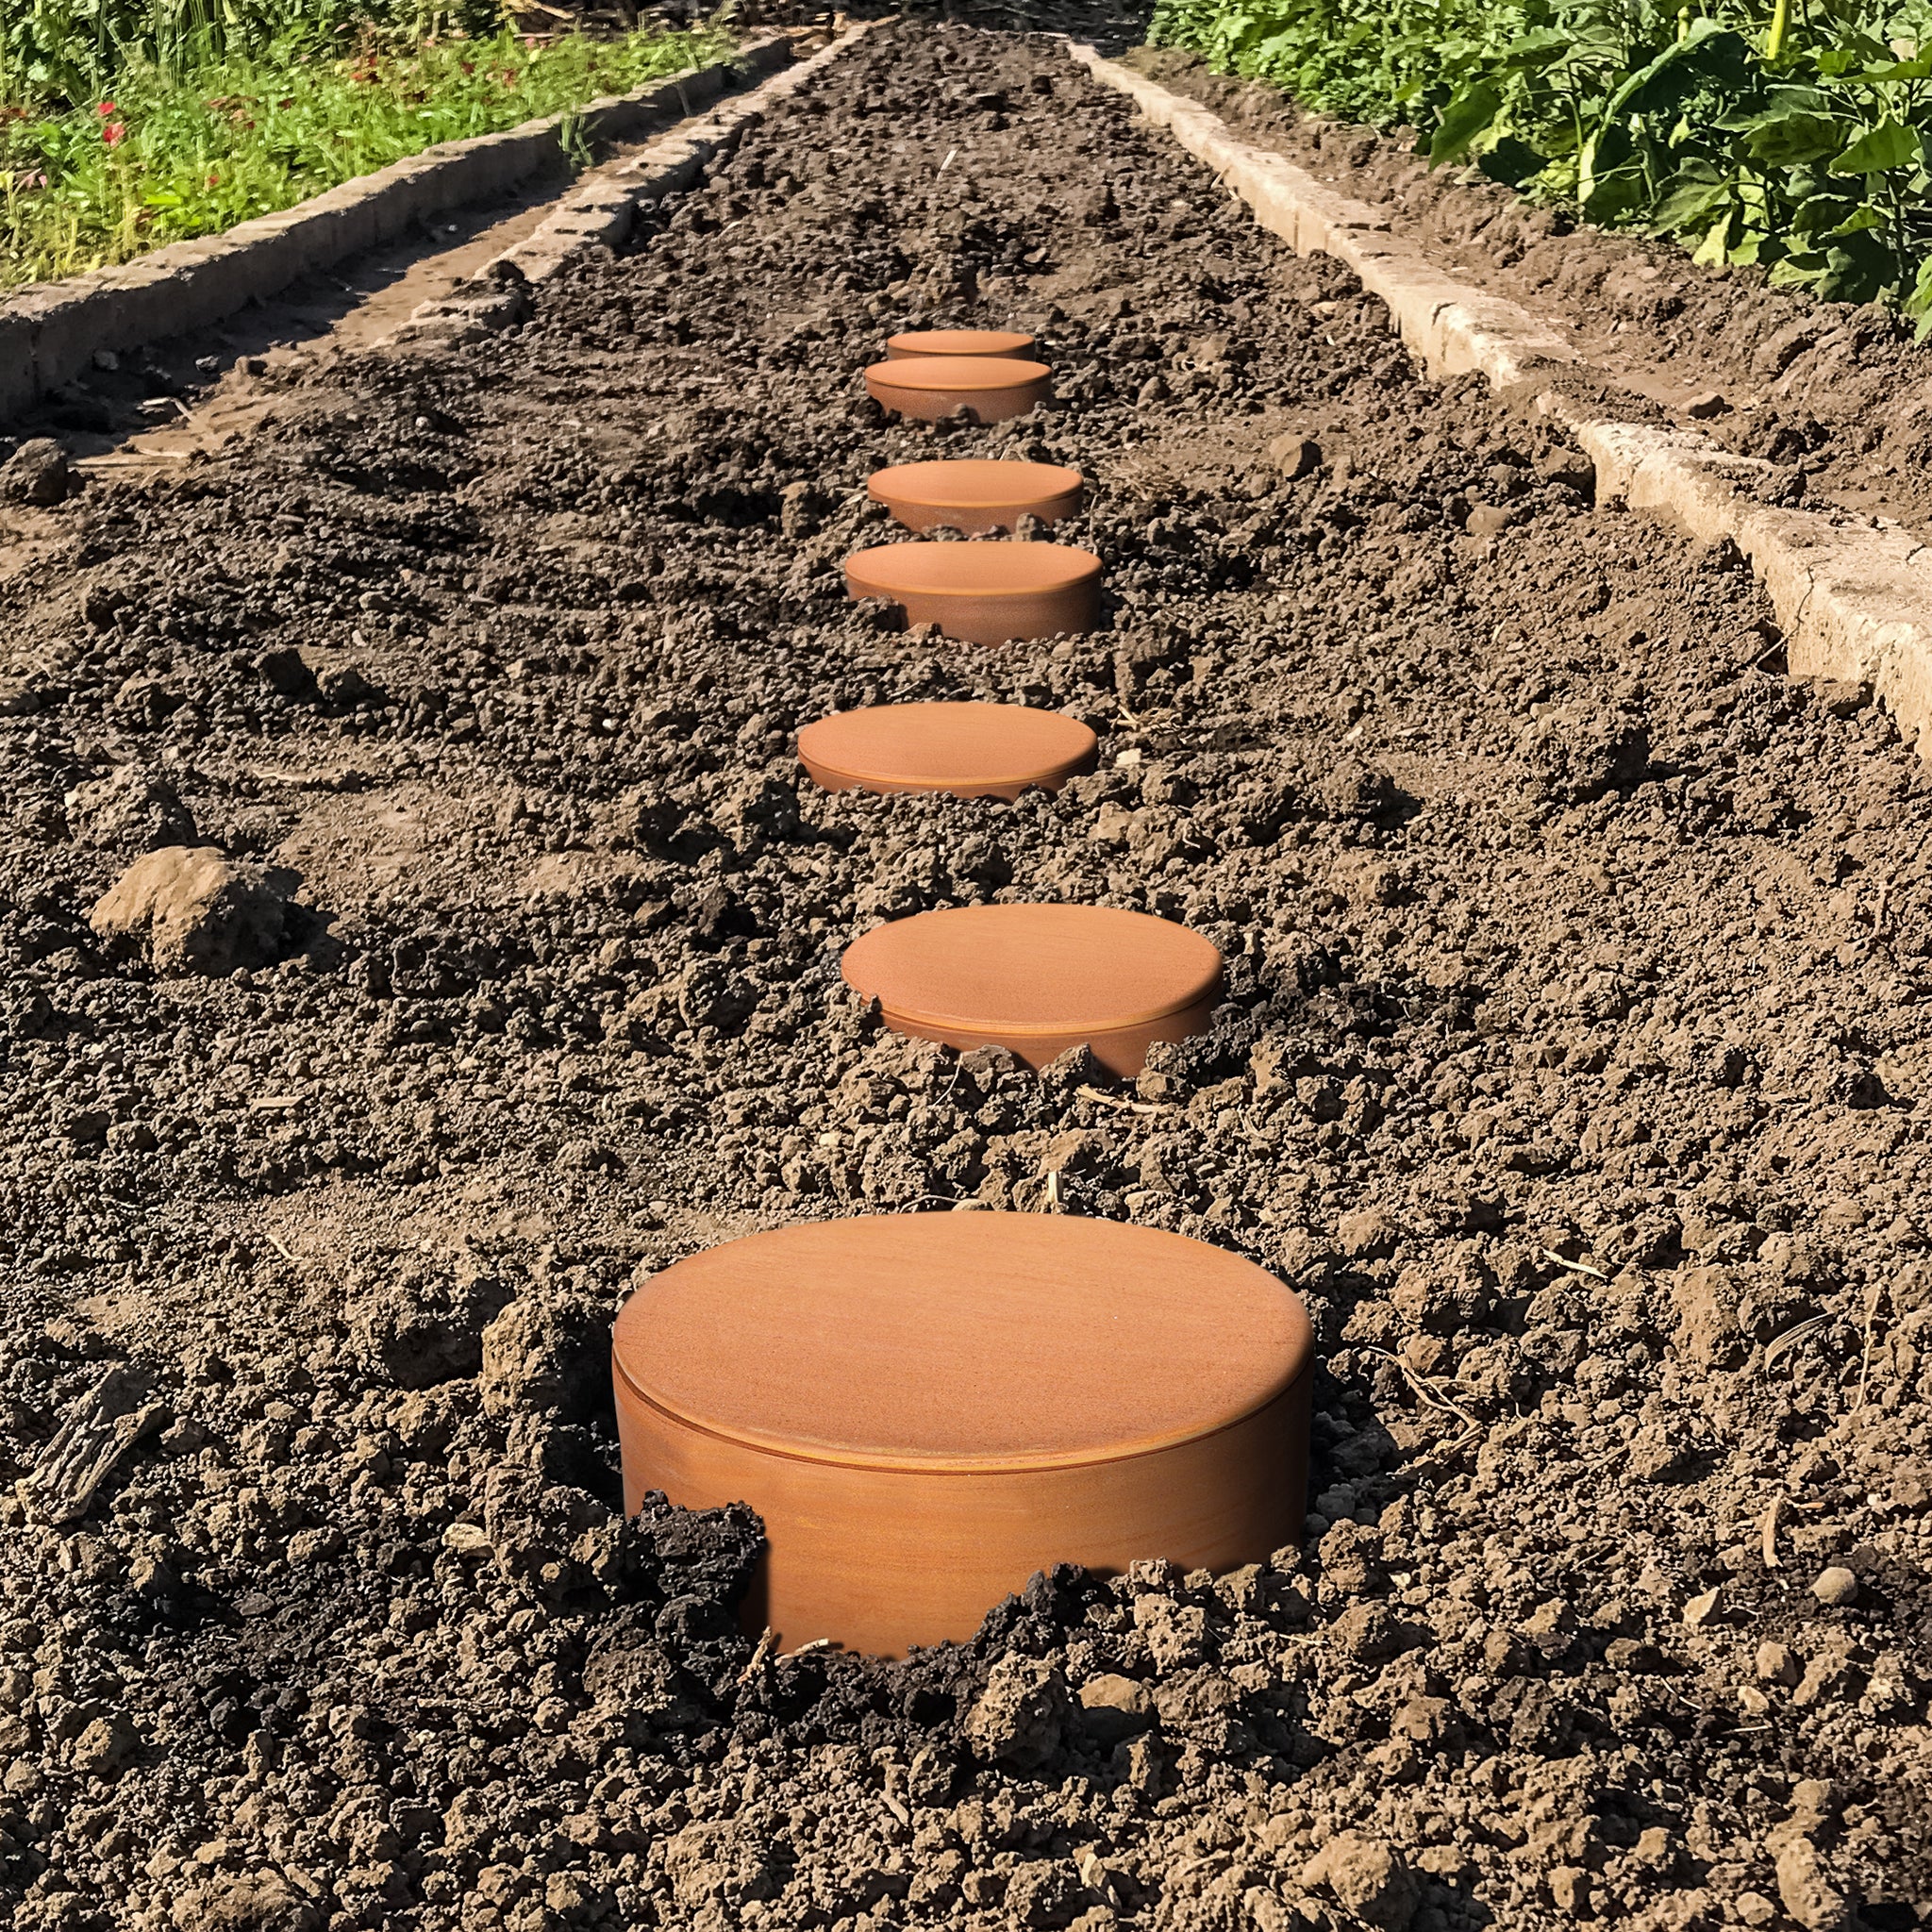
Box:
[0,21,1928,1932]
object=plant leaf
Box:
[1428,78,1502,164]
[1829,115,1918,175]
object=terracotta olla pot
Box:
[610,1212,1314,1657]
[797,701,1098,800]
[841,901,1223,1074]
[863,355,1051,425]
[843,541,1101,645]
[868,458,1085,535]
[885,328,1036,359]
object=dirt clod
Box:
[1302,1831,1421,1929]
[0,436,75,506]
[88,844,292,974]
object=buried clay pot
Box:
[843,540,1101,645]
[610,1212,1313,1657]
[884,327,1037,359]
[868,458,1084,534]
[797,701,1098,800]
[863,355,1051,424]
[841,901,1223,1074]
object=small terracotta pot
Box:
[798,701,1098,800]
[885,328,1037,360]
[841,901,1223,1074]
[864,355,1051,425]
[868,458,1085,535]
[611,1212,1313,1657]
[843,541,1101,645]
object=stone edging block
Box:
[0,37,791,425]
[1070,42,1932,756]
[389,22,884,344]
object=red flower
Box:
[102,120,127,146]
[96,100,118,115]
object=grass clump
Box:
[1,16,732,291]
[1150,0,1932,323]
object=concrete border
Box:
[390,20,884,345]
[0,36,792,425]
[1069,42,1932,756]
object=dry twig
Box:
[1362,1345,1484,1447]
[736,1627,777,1682]
[1075,1084,1171,1115]
[1763,1314,1830,1370]
[1854,1282,1884,1414]
[1541,1248,1608,1281]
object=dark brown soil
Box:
[1,23,1928,1932]
[1130,47,1932,543]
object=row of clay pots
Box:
[851,327,1104,646]
[610,324,1311,1658]
[822,327,1224,1077]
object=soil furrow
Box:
[0,21,1926,1932]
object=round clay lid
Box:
[845,541,1101,599]
[841,903,1223,1038]
[865,355,1051,396]
[886,328,1037,359]
[868,458,1084,518]
[798,702,1097,793]
[612,1213,1310,1470]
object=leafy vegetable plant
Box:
[1151,0,1932,325]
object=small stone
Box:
[1336,1208,1399,1257]
[1533,448,1593,493]
[1330,1600,1405,1662]
[1549,1866,1591,1914]
[172,1870,321,1932]
[1685,390,1729,419]
[1005,1858,1082,1929]
[1756,1641,1799,1686]
[1633,1827,1678,1871]
[1810,1566,1858,1607]
[1682,1586,1722,1629]
[1464,502,1516,539]
[1735,1892,1777,1928]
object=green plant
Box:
[1150,0,1932,325]
[4,0,504,108]
[1,21,732,289]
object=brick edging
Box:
[1069,42,1932,758]
[388,21,886,346]
[0,36,792,425]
